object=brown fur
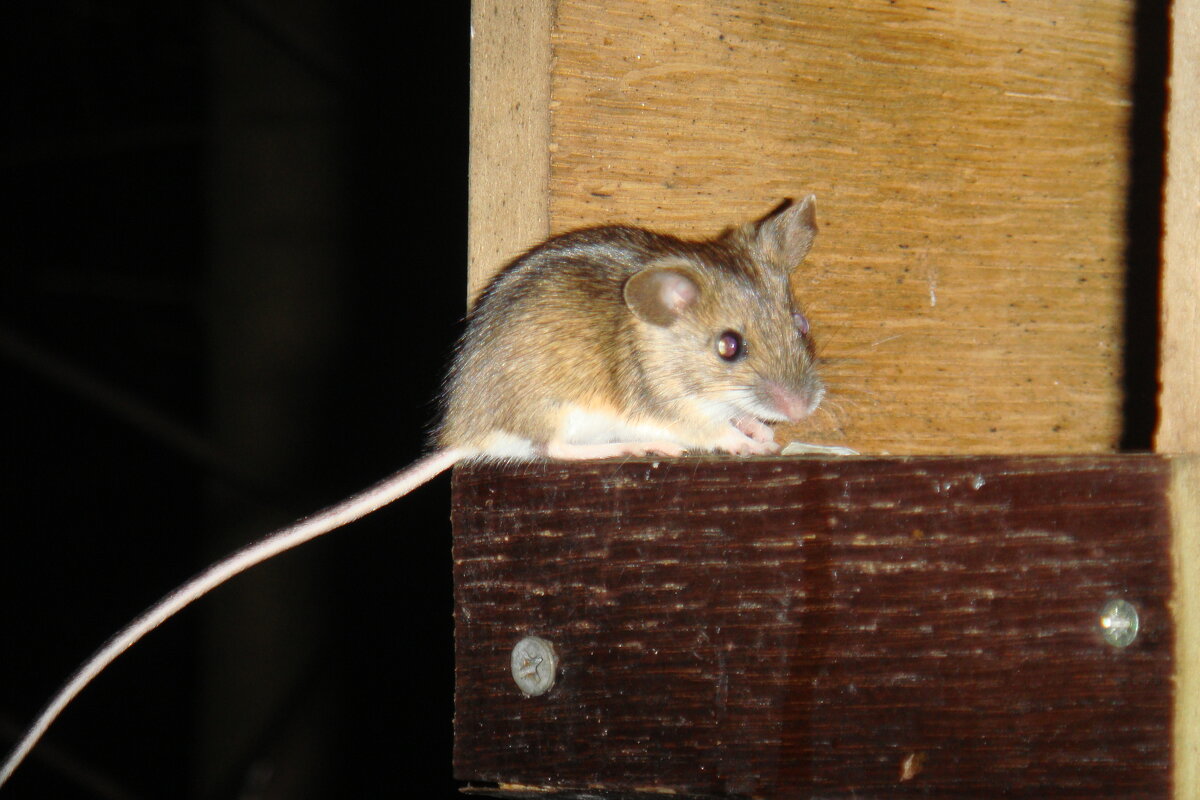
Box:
[438,197,823,454]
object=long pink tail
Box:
[0,447,464,789]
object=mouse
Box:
[0,194,824,787]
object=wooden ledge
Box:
[452,455,1195,799]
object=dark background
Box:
[2,2,468,798]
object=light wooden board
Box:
[1158,0,1200,454]
[468,0,554,302]
[545,0,1132,455]
[1173,456,1200,799]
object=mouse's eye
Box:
[793,311,810,337]
[716,330,744,361]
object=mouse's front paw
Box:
[732,415,776,443]
[715,428,780,456]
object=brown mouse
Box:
[0,195,823,787]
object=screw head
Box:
[511,636,558,696]
[1099,599,1139,648]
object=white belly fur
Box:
[559,406,686,446]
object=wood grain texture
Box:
[468,0,553,302]
[1158,0,1200,453]
[453,456,1173,798]
[543,0,1132,454]
[1172,457,1200,799]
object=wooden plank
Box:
[468,0,553,302]
[1173,457,1200,799]
[1158,0,1200,453]
[453,456,1173,798]
[545,0,1132,455]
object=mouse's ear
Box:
[755,194,818,272]
[624,262,701,326]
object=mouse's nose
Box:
[764,379,823,421]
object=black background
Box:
[2,2,468,798]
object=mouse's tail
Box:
[0,447,465,790]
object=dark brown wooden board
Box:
[452,456,1173,799]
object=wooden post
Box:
[468,0,553,302]
[1158,0,1200,454]
[1173,458,1200,800]
[1162,5,1198,794]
